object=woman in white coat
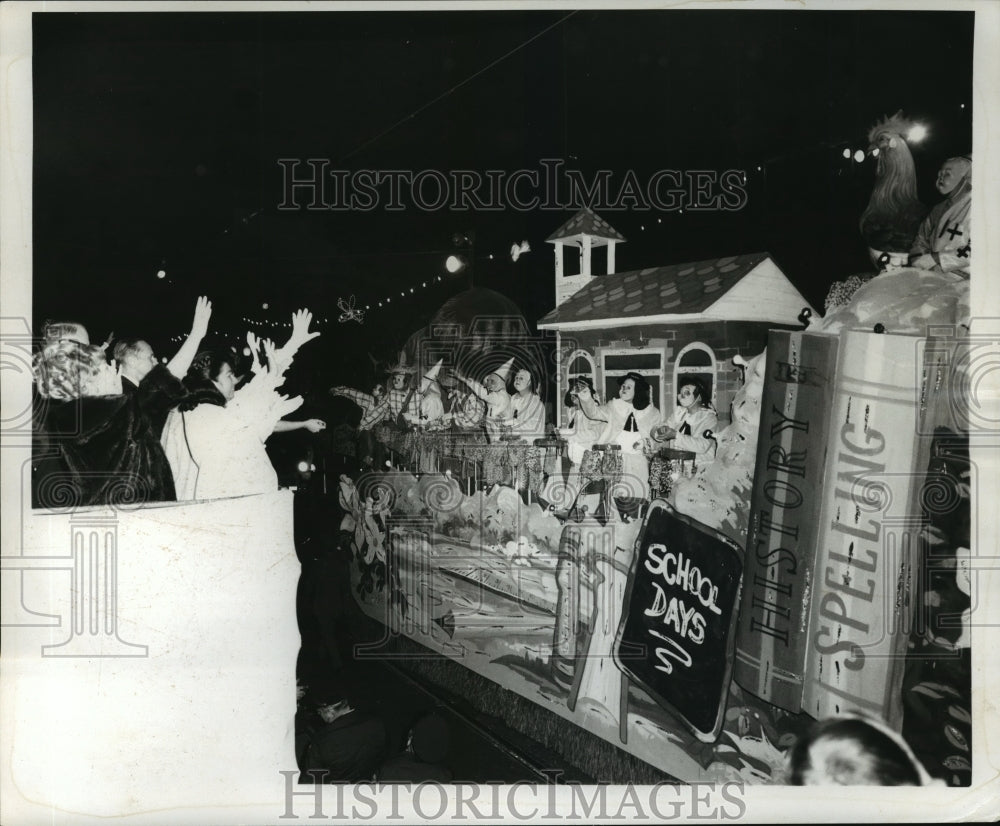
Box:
[161,310,323,500]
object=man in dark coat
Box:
[32,298,212,508]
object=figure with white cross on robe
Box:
[909,155,971,279]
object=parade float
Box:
[2,112,974,808]
[343,131,974,782]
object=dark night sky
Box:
[31,8,974,390]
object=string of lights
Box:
[165,273,454,343]
[161,102,965,342]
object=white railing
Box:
[2,490,299,822]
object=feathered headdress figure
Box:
[859,110,928,263]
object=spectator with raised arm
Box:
[112,296,213,435]
[161,309,323,500]
[31,306,198,507]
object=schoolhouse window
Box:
[564,349,598,412]
[600,348,664,411]
[673,342,717,406]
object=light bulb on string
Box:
[854,149,865,163]
[842,148,851,159]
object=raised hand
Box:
[261,338,280,373]
[287,309,321,350]
[190,296,213,339]
[246,331,264,375]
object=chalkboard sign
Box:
[613,500,744,742]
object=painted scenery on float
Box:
[334,127,974,785]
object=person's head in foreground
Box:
[34,325,121,400]
[183,349,240,406]
[787,713,941,786]
[113,339,159,385]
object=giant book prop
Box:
[734,330,840,713]
[800,330,940,728]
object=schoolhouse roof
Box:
[537,252,814,329]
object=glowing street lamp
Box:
[446,230,475,286]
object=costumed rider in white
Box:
[403,360,445,427]
[909,155,971,279]
[597,371,660,502]
[455,357,513,443]
[541,376,607,514]
[650,377,718,468]
[502,366,546,440]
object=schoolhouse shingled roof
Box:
[545,207,627,243]
[537,252,792,327]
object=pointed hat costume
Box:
[487,357,515,384]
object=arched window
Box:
[567,350,597,387]
[564,349,598,419]
[672,342,717,408]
